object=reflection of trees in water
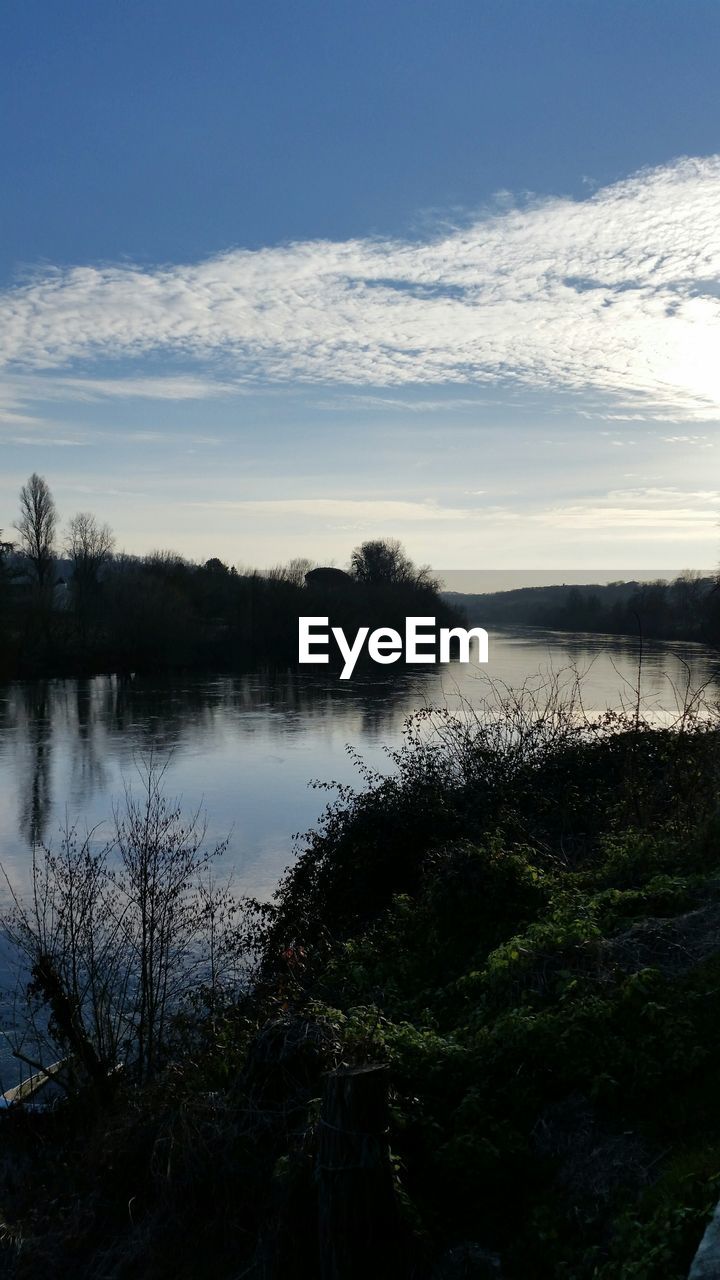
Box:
[15,683,53,848]
[3,670,438,844]
[95,669,429,749]
[69,680,110,800]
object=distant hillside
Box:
[442,574,720,644]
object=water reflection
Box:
[16,683,53,848]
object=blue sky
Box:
[1,0,720,568]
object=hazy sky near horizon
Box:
[2,0,720,570]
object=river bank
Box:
[2,692,720,1276]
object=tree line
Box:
[0,473,458,680]
[450,574,720,646]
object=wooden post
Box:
[317,1064,404,1279]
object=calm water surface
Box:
[1,628,718,904]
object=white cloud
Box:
[541,486,719,539]
[2,156,720,420]
[185,498,470,523]
[44,375,245,401]
[661,434,713,446]
[125,430,222,445]
[0,373,245,426]
[183,486,719,543]
[317,393,505,412]
[6,435,84,447]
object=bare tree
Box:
[1,762,245,1092]
[14,473,57,588]
[65,511,114,593]
[266,556,314,586]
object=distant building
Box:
[304,567,353,589]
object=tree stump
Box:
[317,1064,403,1279]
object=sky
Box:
[1,0,720,570]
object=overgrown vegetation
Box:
[2,682,720,1277]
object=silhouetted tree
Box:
[0,532,17,649]
[204,557,229,575]
[0,529,15,584]
[350,538,437,589]
[14,473,57,588]
[671,569,705,636]
[268,556,315,586]
[65,512,115,642]
[66,512,114,590]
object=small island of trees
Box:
[0,474,458,680]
